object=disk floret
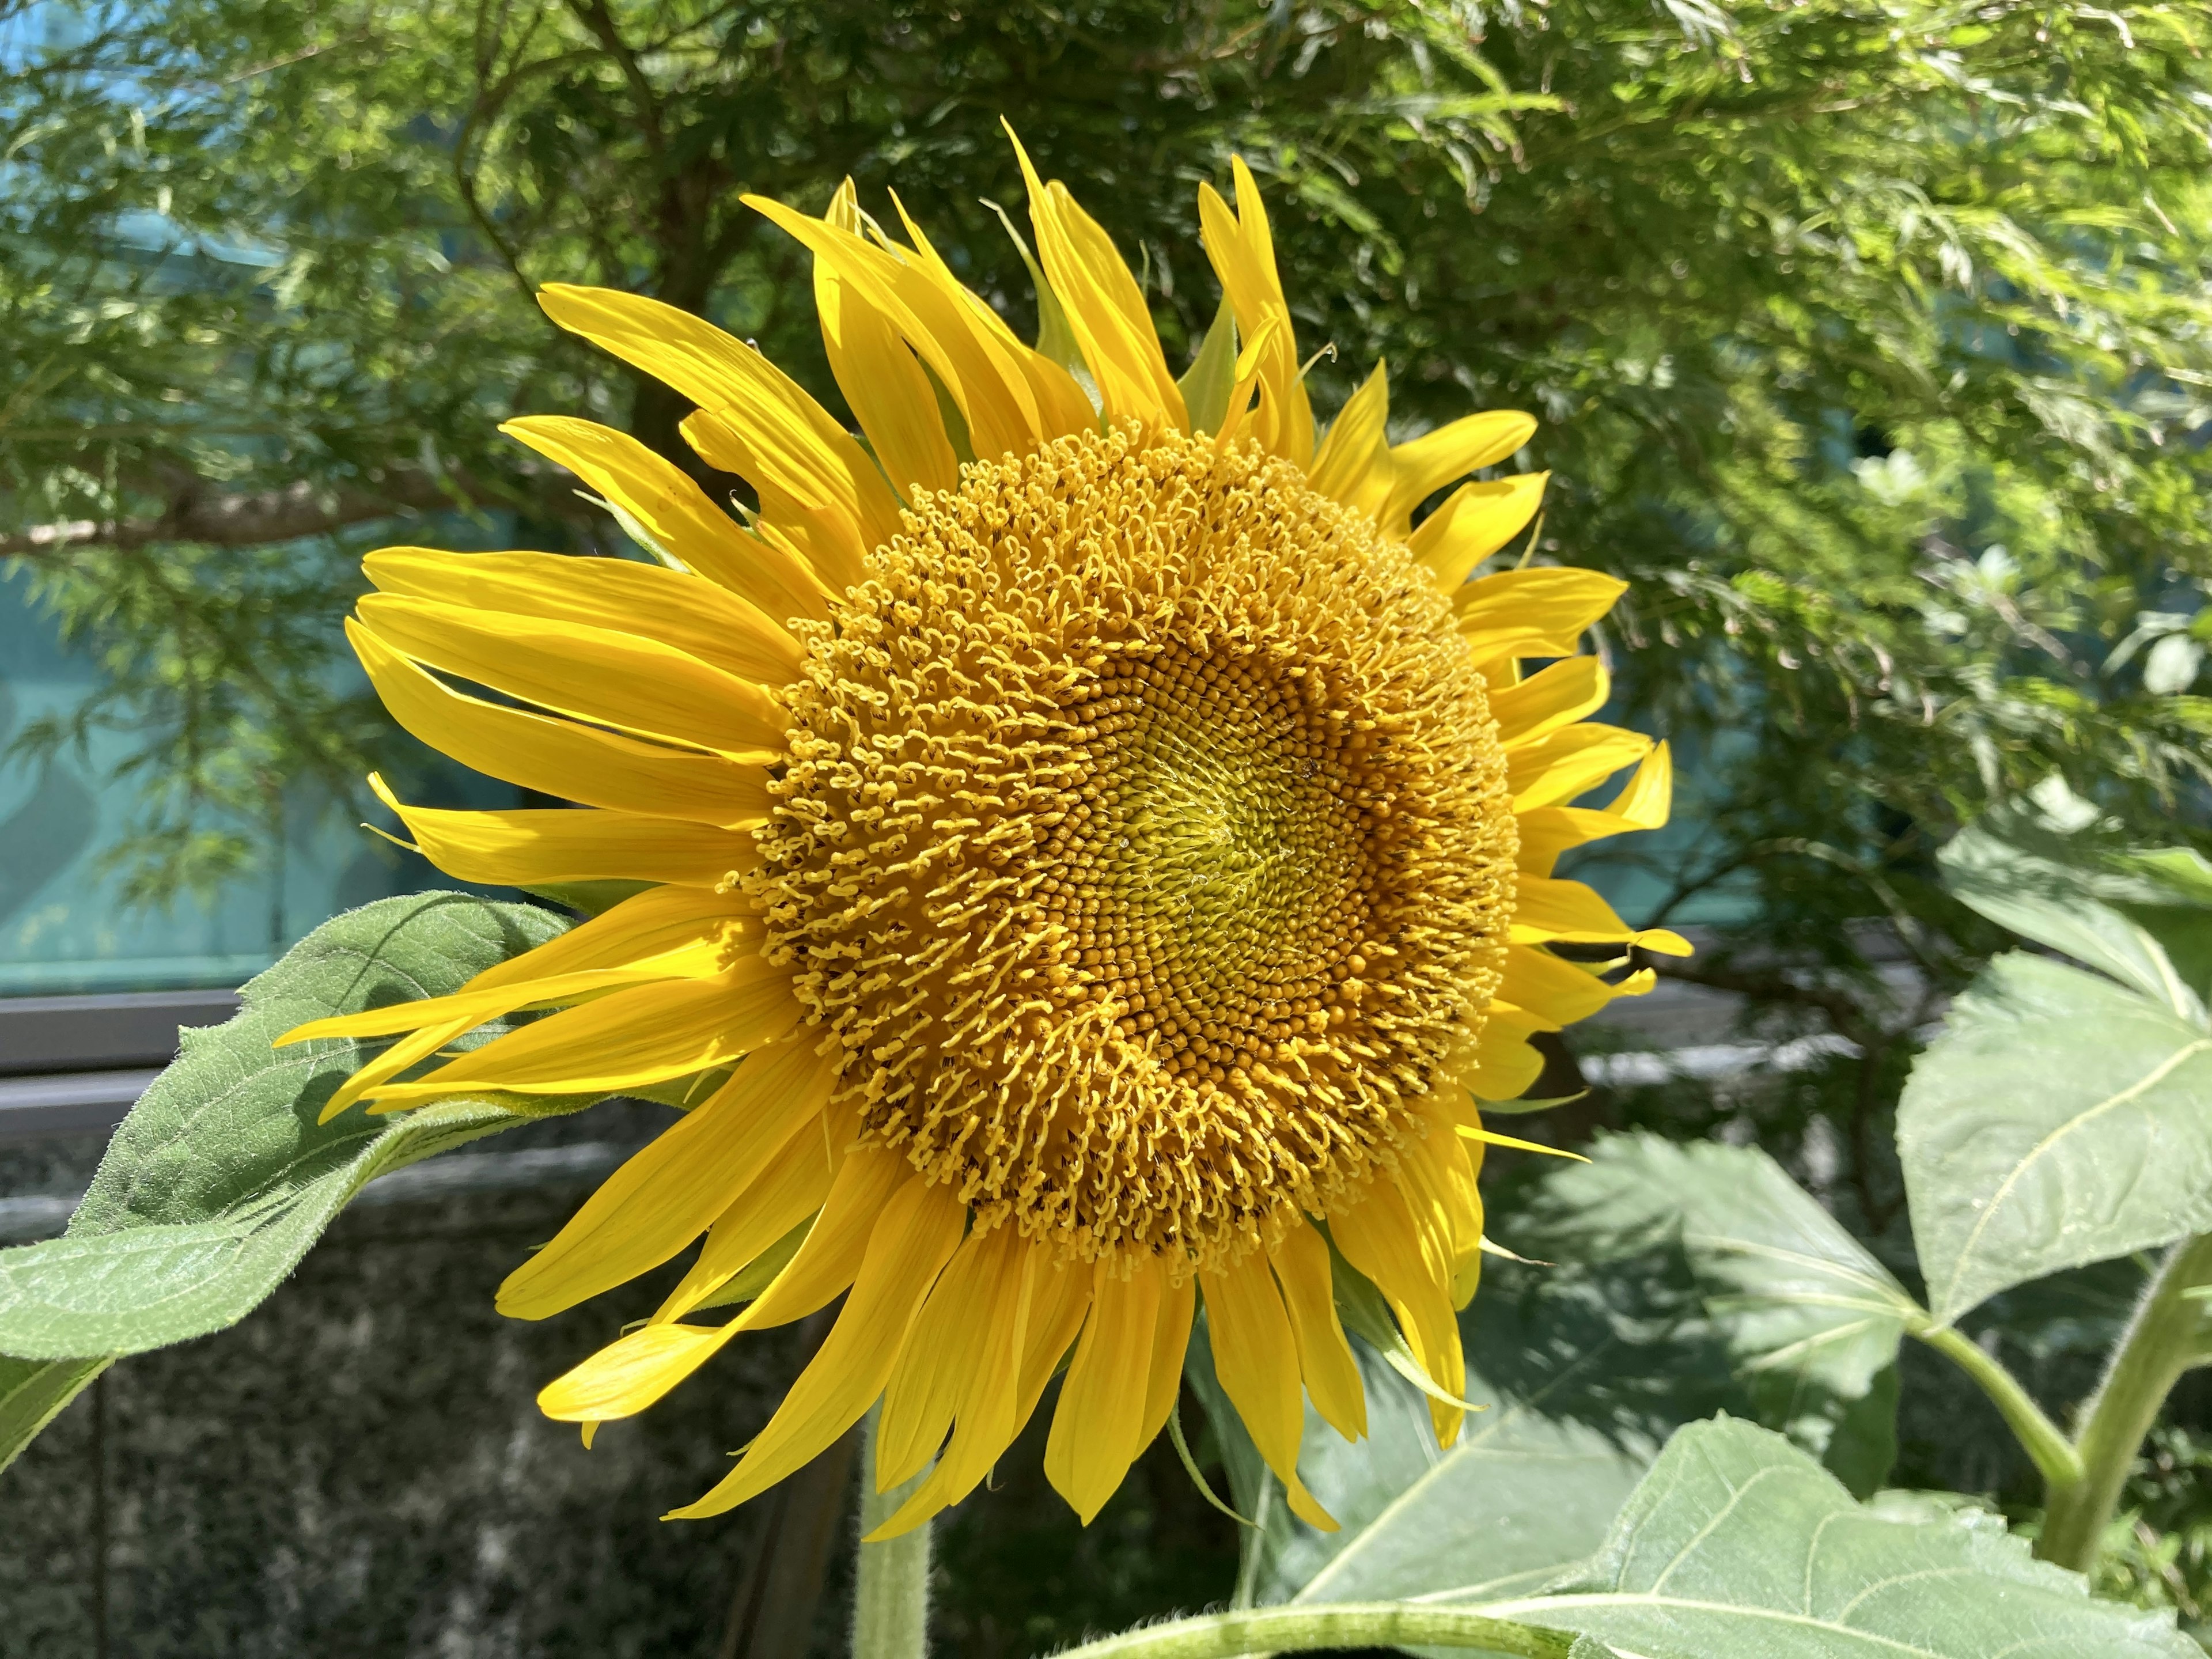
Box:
[756,426,1517,1271]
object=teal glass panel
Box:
[0,571,487,996]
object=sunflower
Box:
[281,132,1683,1536]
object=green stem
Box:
[2037,1232,2212,1573]
[1909,1321,2084,1489]
[1047,1602,1577,1659]
[851,1404,931,1659]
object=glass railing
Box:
[0,570,486,998]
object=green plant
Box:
[2,802,2207,1656]
[1160,791,2212,1652]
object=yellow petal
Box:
[467,882,759,992]
[1045,1258,1158,1524]
[753,192,1020,451]
[870,1227,1056,1537]
[1514,742,1672,875]
[876,1224,1017,1488]
[363,956,801,1104]
[357,593,785,762]
[366,774,756,890]
[1457,566,1627,665]
[1007,127,1186,429]
[495,1039,831,1320]
[1490,654,1609,748]
[539,1321,740,1423]
[1406,1103,1488,1306]
[282,884,759,1046]
[312,1014,478,1123]
[1140,1268,1196,1447]
[1496,942,1618,1030]
[1195,160,1313,464]
[537,1144,912,1438]
[1305,362,1393,521]
[816,179,962,498]
[1208,314,1280,453]
[1016,1251,1094,1422]
[736,1139,916,1330]
[1513,873,1693,956]
[653,1117,842,1323]
[885,191,1099,444]
[1199,1249,1337,1532]
[536,284,899,589]
[1268,1221,1366,1444]
[284,961,703,1055]
[1505,725,1652,815]
[496,417,835,624]
[1456,1123,1590,1162]
[1380,410,1537,536]
[747,192,1082,464]
[667,1171,965,1520]
[1411,475,1550,590]
[348,619,772,829]
[362,544,805,688]
[1330,1172,1465,1445]
[1467,1006,1550,1103]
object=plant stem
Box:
[2037,1232,2212,1573]
[851,1404,931,1659]
[1047,1602,1578,1659]
[1909,1321,2084,1489]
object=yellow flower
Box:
[281,135,1683,1536]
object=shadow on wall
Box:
[0,681,96,930]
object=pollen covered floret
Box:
[756,425,1517,1272]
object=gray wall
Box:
[0,1107,854,1659]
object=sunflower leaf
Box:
[1226,1225,1745,1626]
[1900,950,2212,1325]
[0,1354,109,1480]
[1537,1132,1917,1492]
[1939,804,2210,1021]
[0,891,584,1468]
[1286,1341,1649,1638]
[1460,1417,2202,1658]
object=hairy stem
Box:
[1909,1321,2084,1490]
[2037,1233,2212,1573]
[851,1404,931,1659]
[1049,1603,1578,1659]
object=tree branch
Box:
[1653,956,1887,1047]
[0,466,501,558]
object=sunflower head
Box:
[281,134,1683,1537]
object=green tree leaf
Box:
[1900,951,2212,1326]
[1472,1417,2202,1658]
[0,891,580,1469]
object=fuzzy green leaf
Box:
[1468,1417,2201,1658]
[1901,950,2212,1324]
[0,892,582,1469]
[0,1354,109,1479]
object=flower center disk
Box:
[755,426,1516,1271]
